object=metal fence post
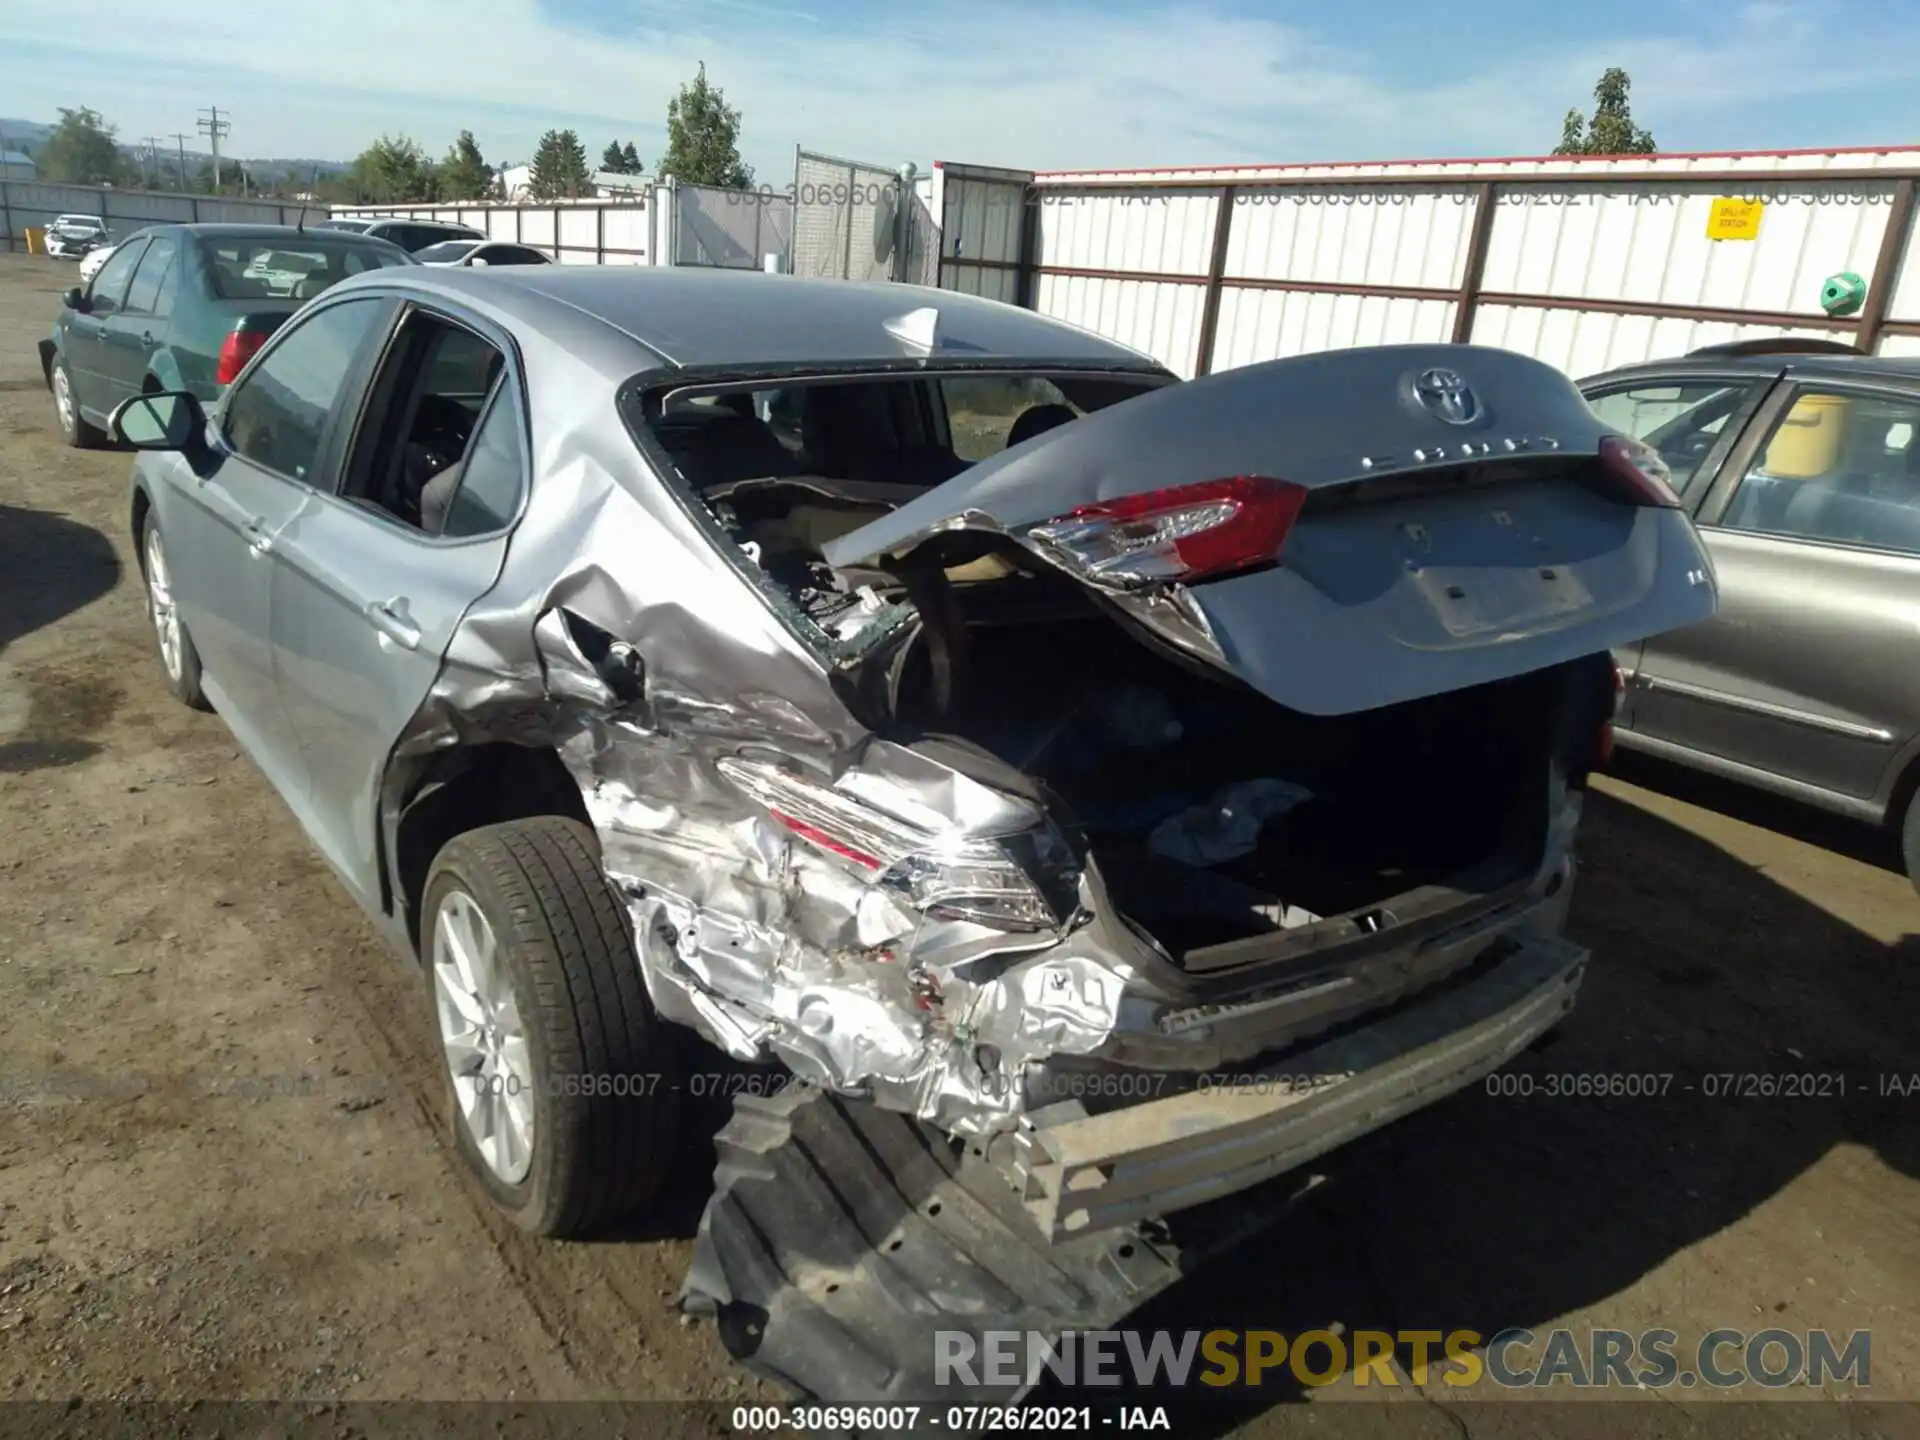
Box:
[596,204,606,265]
[1451,182,1498,344]
[1016,187,1041,310]
[1859,178,1916,354]
[840,165,856,279]
[1,181,12,253]
[1193,185,1238,376]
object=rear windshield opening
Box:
[197,236,411,301]
[627,369,1164,649]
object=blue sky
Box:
[4,0,1919,179]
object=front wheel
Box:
[140,517,210,711]
[423,817,681,1238]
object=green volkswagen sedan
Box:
[38,222,415,448]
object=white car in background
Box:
[45,213,111,261]
[78,241,117,286]
[412,238,552,267]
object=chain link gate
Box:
[789,148,939,285]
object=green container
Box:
[1820,272,1867,318]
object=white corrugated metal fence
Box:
[931,147,1920,378]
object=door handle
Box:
[366,598,421,650]
[241,519,273,556]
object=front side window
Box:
[1585,380,1760,497]
[222,298,389,485]
[86,239,149,315]
[1718,388,1920,554]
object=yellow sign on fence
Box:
[1707,197,1765,241]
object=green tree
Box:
[600,139,643,174]
[441,130,493,200]
[657,62,753,188]
[38,106,128,186]
[528,128,592,198]
[1554,67,1656,156]
[350,134,440,203]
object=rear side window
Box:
[442,390,528,537]
[337,308,511,533]
[123,237,179,318]
[940,376,1080,461]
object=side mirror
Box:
[62,287,88,312]
[109,391,207,453]
[469,256,490,267]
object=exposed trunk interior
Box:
[868,545,1568,965]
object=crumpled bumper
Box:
[1001,930,1587,1241]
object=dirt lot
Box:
[1,249,1916,1433]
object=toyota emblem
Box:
[1414,367,1480,425]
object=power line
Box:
[196,106,231,195]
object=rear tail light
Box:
[1023,475,1309,588]
[1599,434,1683,508]
[717,757,1060,933]
[216,329,269,386]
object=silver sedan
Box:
[107,266,1713,1306]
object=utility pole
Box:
[169,133,191,192]
[140,136,163,189]
[197,106,230,195]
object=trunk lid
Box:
[823,344,1717,716]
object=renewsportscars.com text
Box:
[935,1327,1871,1390]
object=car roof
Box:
[1584,349,1920,390]
[371,218,480,231]
[325,264,1168,372]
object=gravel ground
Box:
[0,250,1915,1435]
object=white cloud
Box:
[5,0,1920,177]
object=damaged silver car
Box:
[110,266,1713,1387]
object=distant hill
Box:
[0,116,351,181]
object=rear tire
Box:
[52,356,105,449]
[422,817,681,1238]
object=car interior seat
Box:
[1005,402,1079,449]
